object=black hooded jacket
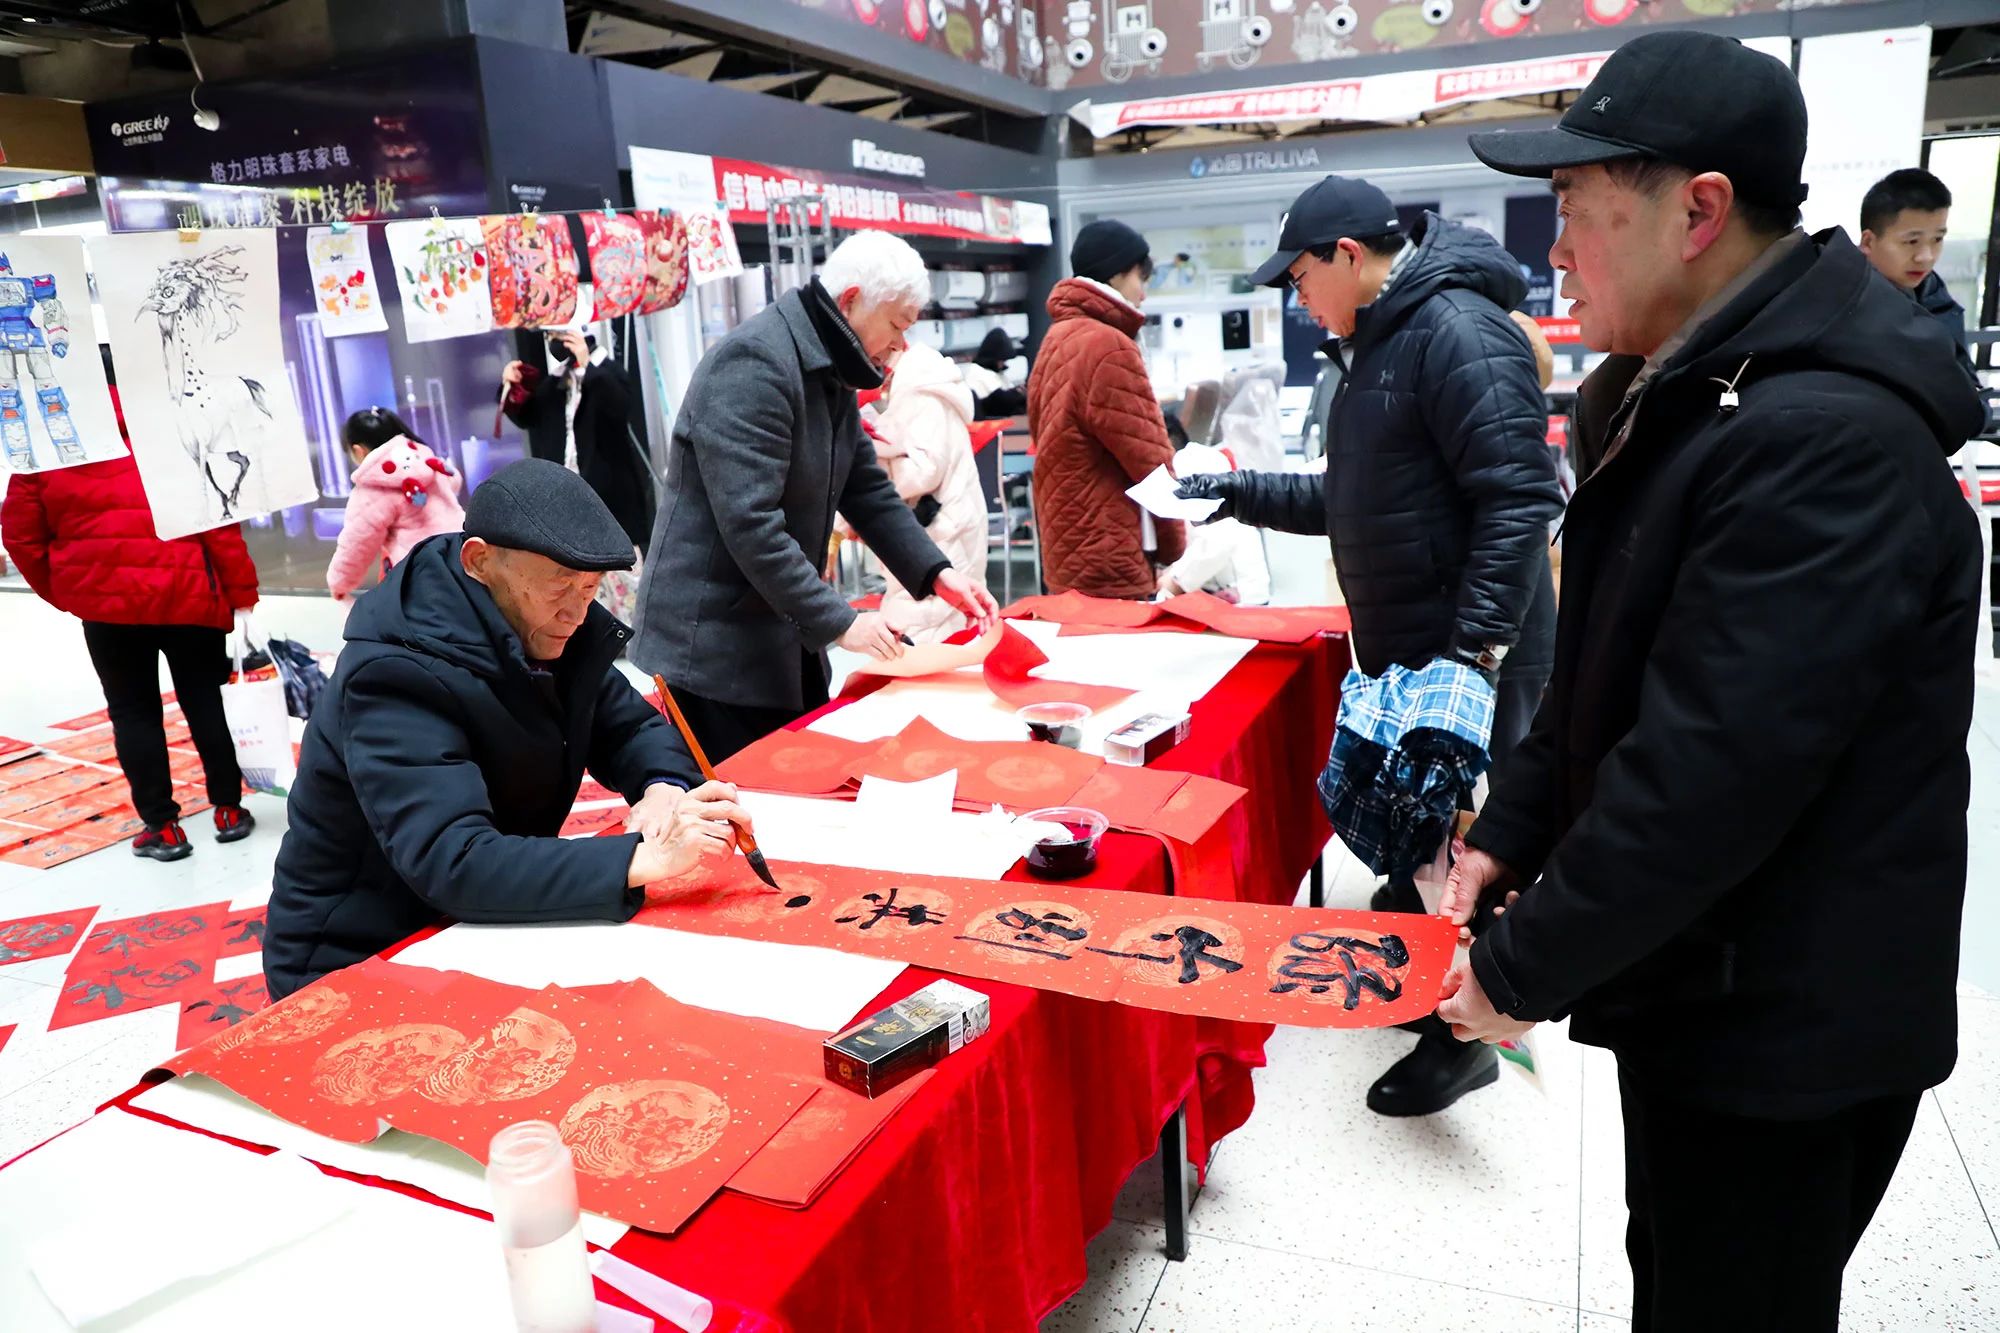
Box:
[264,534,701,998]
[1226,216,1562,680]
[1466,231,1984,1117]
[1915,269,1978,380]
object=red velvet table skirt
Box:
[65,632,1350,1333]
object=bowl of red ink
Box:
[1016,702,1090,750]
[1022,807,1108,880]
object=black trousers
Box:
[1619,1065,1919,1333]
[81,622,243,827]
[666,653,829,765]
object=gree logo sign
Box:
[851,139,926,180]
[110,115,172,138]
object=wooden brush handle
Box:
[650,674,762,858]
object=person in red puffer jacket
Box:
[2,385,260,861]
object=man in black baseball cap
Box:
[1440,30,1983,1329]
[265,459,752,998]
[1183,173,1562,1118]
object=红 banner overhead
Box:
[1072,51,1611,138]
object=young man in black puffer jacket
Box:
[1179,175,1562,1116]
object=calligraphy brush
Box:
[649,673,782,893]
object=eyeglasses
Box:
[1285,255,1315,293]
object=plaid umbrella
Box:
[1317,659,1496,878]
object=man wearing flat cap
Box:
[1433,32,1982,1327]
[264,459,751,999]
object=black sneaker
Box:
[132,820,193,862]
[213,806,255,844]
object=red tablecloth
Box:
[46,633,1349,1333]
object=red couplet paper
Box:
[602,981,932,1209]
[47,730,123,766]
[0,767,120,819]
[1147,775,1250,845]
[561,804,630,839]
[1003,592,1164,629]
[48,709,111,731]
[0,907,98,966]
[0,1023,13,1056]
[218,906,267,959]
[982,623,1135,712]
[638,857,1456,1030]
[856,717,1102,811]
[1160,592,1351,644]
[718,728,872,797]
[0,756,68,789]
[575,777,621,805]
[1068,767,1190,831]
[380,984,813,1235]
[51,902,234,1030]
[0,735,33,758]
[165,957,534,1141]
[176,974,271,1052]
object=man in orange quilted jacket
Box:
[1028,220,1185,599]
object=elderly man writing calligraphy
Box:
[264,460,750,999]
[633,229,999,762]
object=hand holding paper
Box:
[1128,465,1225,524]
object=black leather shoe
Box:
[1369,878,1425,915]
[1366,1031,1499,1117]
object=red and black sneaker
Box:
[213,806,255,844]
[132,821,193,862]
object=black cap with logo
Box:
[1468,31,1808,210]
[1249,175,1404,289]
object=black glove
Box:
[1172,473,1240,524]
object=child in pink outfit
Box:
[326,408,465,601]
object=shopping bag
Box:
[266,636,327,721]
[224,621,295,795]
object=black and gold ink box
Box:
[1103,711,1192,767]
[823,980,992,1098]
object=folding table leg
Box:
[1308,856,1326,909]
[1159,1101,1190,1262]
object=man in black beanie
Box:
[264,459,752,998]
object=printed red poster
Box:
[382,985,813,1235]
[0,735,35,757]
[50,902,233,1030]
[0,907,99,966]
[7,788,127,834]
[47,730,123,765]
[176,974,271,1051]
[0,767,120,819]
[855,716,1101,810]
[166,958,534,1142]
[982,623,1134,712]
[48,708,111,731]
[2,827,116,870]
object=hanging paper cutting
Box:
[633,209,690,313]
[583,212,648,319]
[681,208,744,286]
[92,228,316,539]
[383,217,493,344]
[0,235,126,474]
[482,213,580,329]
[304,226,388,336]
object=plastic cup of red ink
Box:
[1022,807,1108,880]
[1016,702,1090,750]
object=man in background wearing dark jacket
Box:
[265,460,750,999]
[1444,34,1982,1330]
[1179,175,1563,1116]
[1858,167,1975,376]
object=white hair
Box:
[819,230,931,312]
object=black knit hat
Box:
[975,327,1018,369]
[1070,219,1150,283]
[464,459,636,571]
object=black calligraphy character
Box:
[835,887,947,931]
[1088,924,1244,985]
[784,895,813,910]
[0,920,73,964]
[89,926,150,962]
[187,979,268,1029]
[68,975,136,1012]
[955,907,1089,961]
[224,915,265,949]
[1269,933,1409,1010]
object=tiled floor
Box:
[0,581,1996,1332]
